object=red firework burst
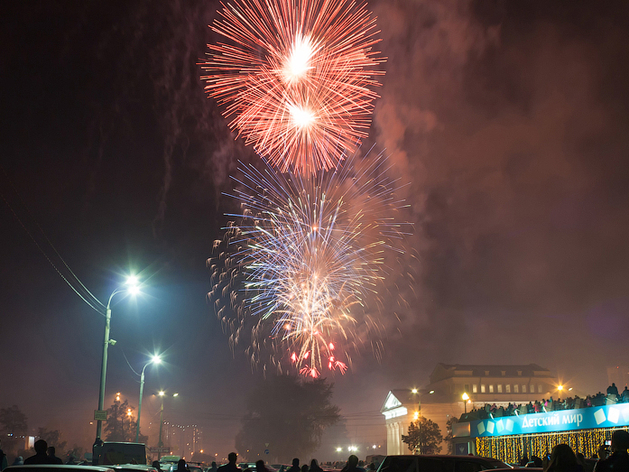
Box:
[200,0,385,174]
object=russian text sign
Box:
[468,404,629,437]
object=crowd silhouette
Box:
[459,383,629,422]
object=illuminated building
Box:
[452,403,629,462]
[381,363,560,454]
[381,389,420,454]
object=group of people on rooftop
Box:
[459,383,629,422]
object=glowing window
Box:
[498,384,503,393]
[481,384,486,393]
[522,385,527,393]
[473,384,478,393]
[514,385,519,393]
[489,385,494,393]
[506,384,511,393]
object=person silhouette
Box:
[595,430,629,472]
[177,459,188,472]
[544,444,582,472]
[47,446,63,464]
[287,458,300,472]
[309,459,323,472]
[25,439,51,464]
[341,456,364,472]
[218,452,241,472]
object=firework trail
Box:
[207,149,408,377]
[200,0,385,174]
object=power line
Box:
[0,164,106,316]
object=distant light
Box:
[336,448,342,452]
[568,387,573,391]
[558,385,564,391]
[173,393,179,397]
[159,391,165,397]
[372,445,377,449]
[413,411,419,420]
[411,388,418,394]
[429,390,435,394]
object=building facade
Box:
[381,389,420,455]
[381,364,561,454]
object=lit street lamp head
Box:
[126,275,139,287]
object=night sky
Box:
[2,0,629,461]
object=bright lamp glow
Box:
[462,392,470,401]
[411,388,418,394]
[158,391,165,397]
[126,275,139,287]
[151,355,162,365]
[558,385,564,391]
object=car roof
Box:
[5,467,114,472]
[112,466,157,471]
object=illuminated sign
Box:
[467,404,629,437]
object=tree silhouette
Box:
[401,417,442,454]
[444,417,458,455]
[0,405,28,455]
[235,375,340,462]
[104,397,138,442]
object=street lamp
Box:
[157,391,179,460]
[94,276,140,446]
[462,392,470,413]
[135,355,161,442]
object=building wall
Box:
[382,364,561,456]
[385,419,412,455]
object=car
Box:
[238,463,259,471]
[112,464,158,472]
[376,455,511,472]
[4,466,114,472]
[166,464,204,472]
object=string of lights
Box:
[476,427,629,463]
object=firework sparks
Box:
[200,0,385,174]
[208,150,408,376]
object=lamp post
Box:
[462,392,470,414]
[94,276,140,446]
[157,391,178,459]
[135,355,161,443]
